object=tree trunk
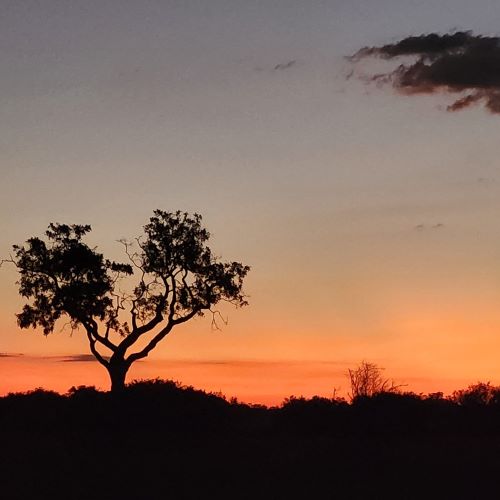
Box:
[108,358,130,393]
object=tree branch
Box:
[126,308,200,364]
[85,329,109,368]
[86,319,118,353]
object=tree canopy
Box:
[7,210,250,391]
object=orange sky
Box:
[2,294,500,405]
[2,225,500,405]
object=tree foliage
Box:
[7,210,250,391]
[13,223,133,335]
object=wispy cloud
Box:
[350,31,500,113]
[273,60,296,71]
[60,354,109,363]
[0,353,23,358]
[414,223,445,231]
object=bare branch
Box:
[0,256,15,268]
[210,308,228,331]
[347,361,404,401]
[118,238,143,270]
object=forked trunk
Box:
[108,358,130,393]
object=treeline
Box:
[3,379,500,499]
[3,379,500,435]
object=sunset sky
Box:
[2,0,500,404]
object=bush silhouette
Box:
[2,379,500,498]
[451,382,500,407]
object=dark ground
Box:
[2,380,500,499]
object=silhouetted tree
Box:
[347,361,400,400]
[5,210,249,392]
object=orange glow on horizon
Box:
[3,288,500,405]
[0,356,457,406]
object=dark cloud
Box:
[350,31,500,113]
[0,352,23,357]
[274,60,296,71]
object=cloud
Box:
[413,223,445,231]
[0,353,23,358]
[274,60,296,71]
[477,177,496,184]
[350,31,500,113]
[60,354,108,363]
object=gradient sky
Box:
[2,0,500,404]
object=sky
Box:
[2,0,500,404]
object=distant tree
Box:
[4,210,249,392]
[347,361,400,401]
